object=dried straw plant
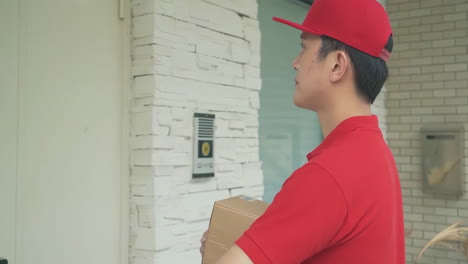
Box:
[427,158,461,186]
[414,219,468,263]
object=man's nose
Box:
[292,57,300,70]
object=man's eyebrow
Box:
[300,33,305,39]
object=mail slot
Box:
[421,125,465,195]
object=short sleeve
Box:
[235,164,348,264]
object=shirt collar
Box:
[306,115,380,161]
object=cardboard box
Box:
[202,195,269,264]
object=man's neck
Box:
[317,103,372,138]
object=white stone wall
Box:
[386,1,468,263]
[129,0,262,263]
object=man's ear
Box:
[329,51,349,83]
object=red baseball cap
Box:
[273,0,392,61]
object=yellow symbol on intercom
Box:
[202,142,211,156]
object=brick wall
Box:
[129,0,262,263]
[386,0,468,263]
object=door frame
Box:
[119,0,132,263]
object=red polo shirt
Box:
[236,115,405,264]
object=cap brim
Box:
[272,17,322,36]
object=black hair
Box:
[317,35,393,104]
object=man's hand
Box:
[216,245,253,264]
[200,230,208,255]
[200,230,252,264]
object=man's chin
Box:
[293,97,309,110]
[293,96,318,112]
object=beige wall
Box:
[3,1,129,264]
[386,1,468,263]
[0,1,19,263]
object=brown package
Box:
[202,195,269,264]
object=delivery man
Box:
[201,0,405,263]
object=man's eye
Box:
[299,43,305,49]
